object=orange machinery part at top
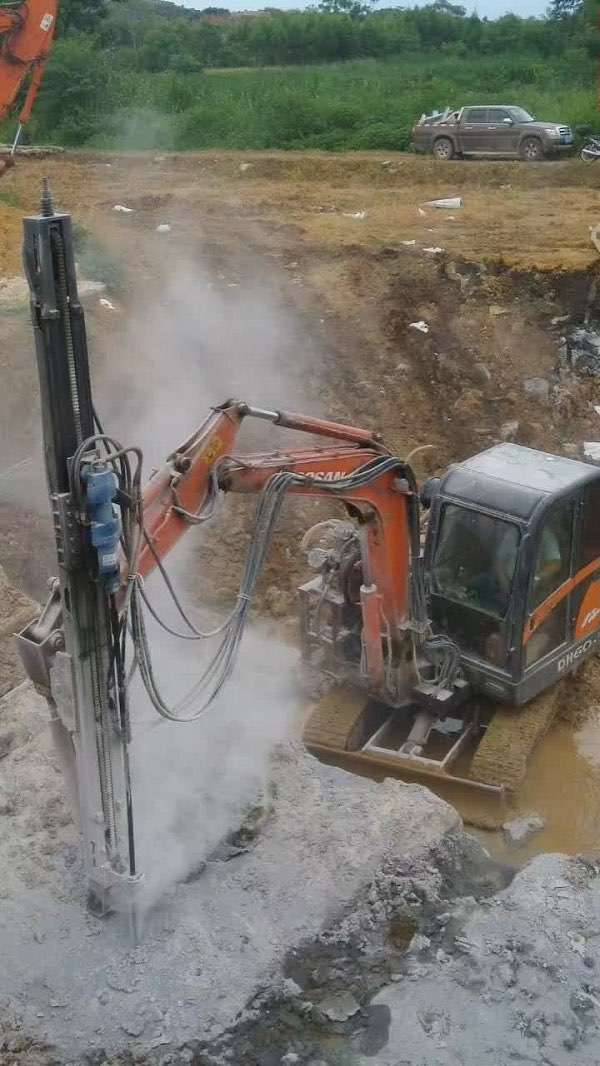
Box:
[0,0,58,169]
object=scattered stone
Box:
[156,223,171,233]
[318,991,361,1023]
[282,978,303,999]
[422,246,444,254]
[551,314,570,326]
[568,932,587,958]
[565,326,600,374]
[99,298,117,312]
[584,442,600,464]
[401,239,416,246]
[523,377,550,402]
[409,320,429,334]
[342,211,367,220]
[282,1054,300,1065]
[500,420,520,441]
[409,933,432,954]
[121,1019,146,1038]
[562,442,580,458]
[502,813,545,845]
[472,362,492,384]
[113,204,133,213]
[239,162,253,172]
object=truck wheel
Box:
[520,137,544,162]
[432,137,455,161]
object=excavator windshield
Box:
[431,503,520,619]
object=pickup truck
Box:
[412,105,573,162]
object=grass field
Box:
[16,48,598,152]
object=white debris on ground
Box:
[156,223,171,233]
[99,298,118,311]
[342,211,367,220]
[409,321,430,334]
[113,204,133,213]
[422,197,463,209]
[422,246,444,255]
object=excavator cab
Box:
[424,443,600,706]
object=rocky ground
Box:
[3,152,600,1064]
[3,661,600,1065]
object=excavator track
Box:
[469,685,561,792]
[303,685,379,751]
[303,687,508,829]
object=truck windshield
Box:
[510,108,534,123]
[431,504,520,618]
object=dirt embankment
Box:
[3,153,600,610]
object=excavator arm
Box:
[16,192,474,928]
[135,399,413,688]
[0,0,57,172]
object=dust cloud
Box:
[98,248,319,469]
[129,600,301,914]
[101,243,318,910]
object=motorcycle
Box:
[580,135,600,162]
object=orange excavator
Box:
[16,188,600,926]
[0,0,57,175]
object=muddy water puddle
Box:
[476,713,600,866]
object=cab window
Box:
[526,500,573,667]
[463,108,488,123]
[488,109,511,122]
[431,504,520,619]
[529,501,573,609]
[580,483,600,568]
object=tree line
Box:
[1,0,595,150]
[55,0,599,72]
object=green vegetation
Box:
[1,0,597,151]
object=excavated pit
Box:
[3,155,600,1064]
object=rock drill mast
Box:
[18,183,141,925]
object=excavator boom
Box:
[0,0,57,171]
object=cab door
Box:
[571,482,600,645]
[523,498,575,673]
[459,108,490,154]
[483,108,520,155]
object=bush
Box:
[31,38,112,145]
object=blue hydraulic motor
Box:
[82,465,122,593]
